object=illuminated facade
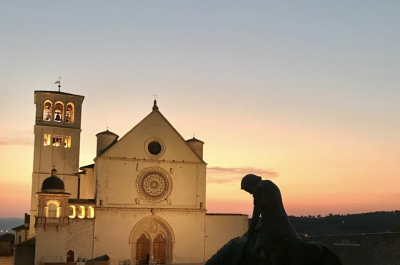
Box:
[28,90,247,265]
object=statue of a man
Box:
[241,174,300,257]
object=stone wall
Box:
[35,219,94,264]
[205,214,248,261]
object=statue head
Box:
[241,174,262,194]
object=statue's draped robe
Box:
[250,180,300,250]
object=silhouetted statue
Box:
[205,175,342,265]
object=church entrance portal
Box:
[136,234,150,264]
[130,217,175,264]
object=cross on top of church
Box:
[152,93,159,111]
[55,77,61,92]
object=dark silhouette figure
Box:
[205,174,342,265]
[241,174,300,254]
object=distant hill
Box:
[0,218,24,235]
[288,211,400,236]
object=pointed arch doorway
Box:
[130,216,175,264]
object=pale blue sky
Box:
[1,1,399,217]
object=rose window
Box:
[137,167,172,203]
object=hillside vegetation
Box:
[289,211,400,236]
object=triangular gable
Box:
[97,109,204,163]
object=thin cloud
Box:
[207,167,278,184]
[0,137,32,146]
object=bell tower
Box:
[29,90,84,237]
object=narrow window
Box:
[52,135,63,147]
[78,206,85,219]
[66,103,74,123]
[69,205,76,218]
[43,134,51,146]
[64,136,72,148]
[43,101,52,121]
[88,206,95,218]
[54,102,64,122]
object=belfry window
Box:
[43,101,52,121]
[54,102,64,122]
[64,136,72,148]
[52,135,63,147]
[43,134,51,146]
[65,103,74,123]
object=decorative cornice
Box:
[34,125,82,132]
[95,207,207,213]
[96,156,206,165]
[32,173,79,178]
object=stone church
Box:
[22,90,247,265]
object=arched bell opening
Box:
[54,101,64,122]
[66,103,74,123]
[43,100,52,121]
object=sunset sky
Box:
[1,1,399,218]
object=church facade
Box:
[26,90,247,265]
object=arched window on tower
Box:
[46,200,60,218]
[43,101,52,121]
[65,103,74,123]
[54,101,64,122]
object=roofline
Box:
[186,137,204,144]
[68,198,96,204]
[206,213,248,216]
[95,108,206,163]
[96,130,119,137]
[79,163,95,170]
[35,90,84,99]
[12,224,27,231]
